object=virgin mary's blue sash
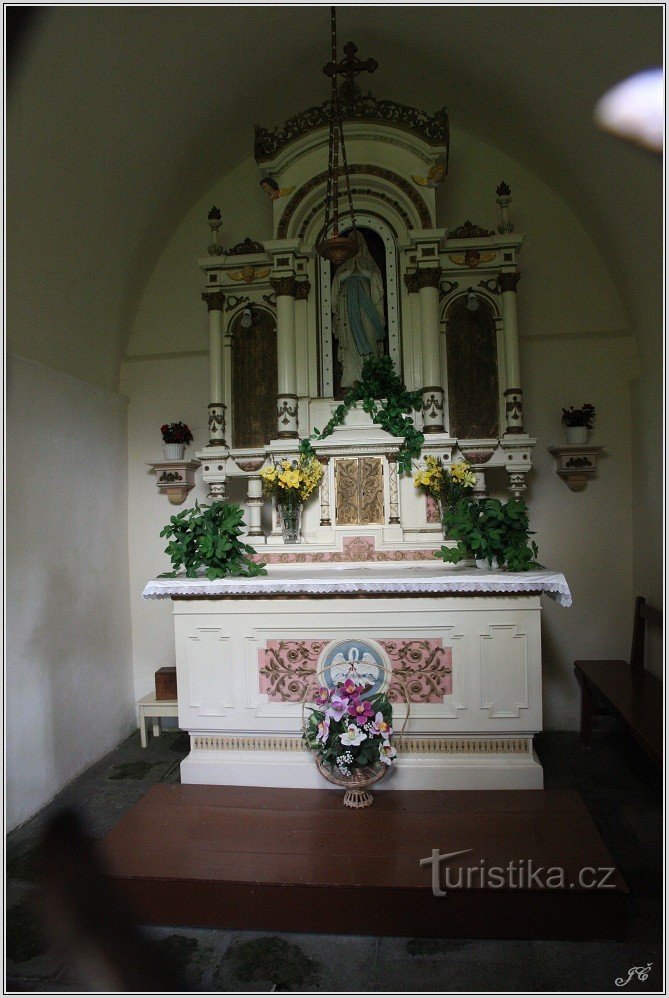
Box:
[344,272,385,355]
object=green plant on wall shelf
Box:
[437,497,540,571]
[300,355,424,476]
[159,501,266,579]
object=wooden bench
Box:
[575,596,663,766]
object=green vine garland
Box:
[300,356,424,476]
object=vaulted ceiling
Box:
[8,6,662,390]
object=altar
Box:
[143,566,570,790]
[144,29,570,795]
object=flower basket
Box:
[315,756,388,809]
[303,664,409,810]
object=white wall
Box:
[123,126,635,731]
[521,333,635,727]
[6,354,135,830]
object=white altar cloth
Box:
[142,565,572,606]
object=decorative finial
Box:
[207,206,223,255]
[495,182,514,234]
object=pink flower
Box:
[340,678,362,698]
[315,687,330,706]
[348,698,375,726]
[327,695,350,722]
[380,742,397,766]
[371,711,393,739]
[316,717,330,744]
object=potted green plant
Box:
[161,421,194,460]
[561,404,595,445]
[159,501,266,579]
[436,496,540,571]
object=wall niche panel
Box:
[231,308,277,448]
[446,297,499,439]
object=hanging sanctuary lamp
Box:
[317,7,377,266]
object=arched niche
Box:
[316,213,401,398]
[443,292,501,439]
[230,305,277,448]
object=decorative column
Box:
[246,476,264,537]
[472,470,488,500]
[387,455,400,524]
[318,456,331,527]
[403,272,423,389]
[201,291,227,446]
[499,272,524,434]
[295,280,311,399]
[416,268,445,433]
[271,276,298,439]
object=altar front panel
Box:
[172,593,544,790]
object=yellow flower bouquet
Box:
[260,455,323,543]
[414,456,476,505]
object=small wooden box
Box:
[155,666,177,701]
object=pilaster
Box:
[499,271,523,435]
[202,290,227,446]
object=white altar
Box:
[143,567,570,790]
[145,42,570,793]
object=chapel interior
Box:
[6,5,664,990]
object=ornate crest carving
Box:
[447,220,495,239]
[255,93,449,163]
[225,236,266,256]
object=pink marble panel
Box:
[258,639,332,702]
[249,535,439,564]
[380,639,453,702]
[258,637,452,703]
[425,495,441,524]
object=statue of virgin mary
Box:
[331,230,386,388]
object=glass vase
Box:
[279,501,302,544]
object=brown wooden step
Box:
[100,785,627,940]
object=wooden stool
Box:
[137,693,179,748]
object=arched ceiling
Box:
[8,5,662,390]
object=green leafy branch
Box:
[300,355,423,475]
[159,501,266,580]
[437,497,540,571]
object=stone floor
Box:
[6,728,663,992]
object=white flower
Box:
[340,723,367,747]
[380,742,397,766]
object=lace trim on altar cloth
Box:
[142,568,572,606]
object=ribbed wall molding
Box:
[191,735,532,755]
